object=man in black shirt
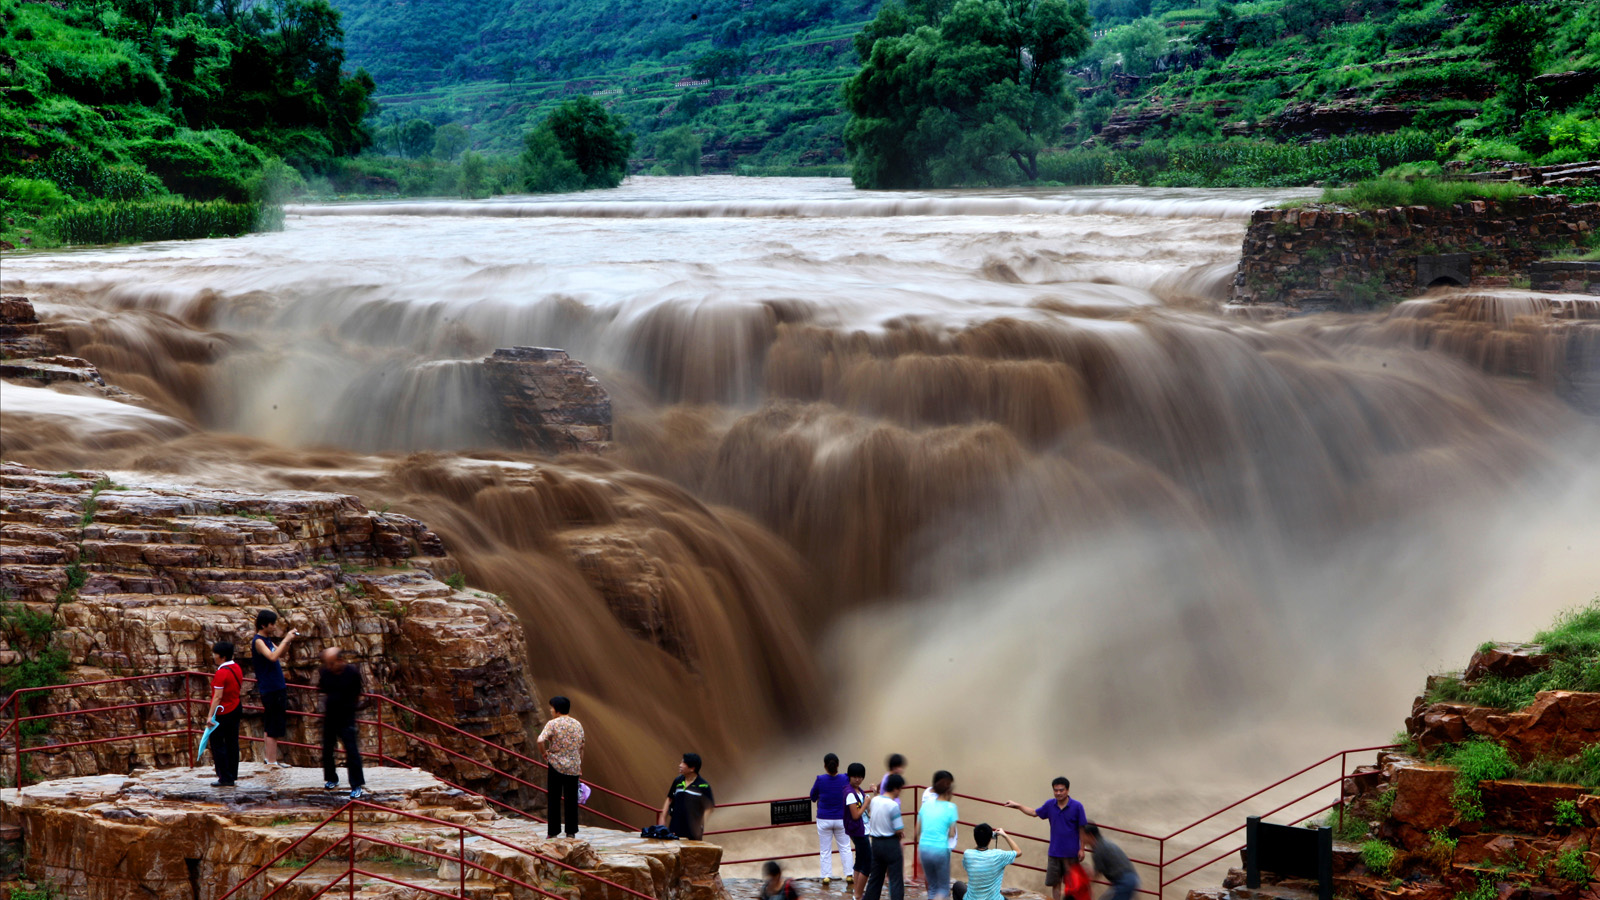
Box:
[318,647,366,800]
[659,752,714,840]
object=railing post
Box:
[12,688,19,787]
[459,827,466,897]
[348,805,357,900]
[376,702,383,767]
[1336,753,1346,833]
[1157,836,1165,900]
[184,675,193,767]
[910,785,921,884]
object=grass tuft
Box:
[1318,178,1531,210]
[1444,738,1514,821]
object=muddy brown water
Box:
[4,177,1599,887]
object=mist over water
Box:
[5,177,1599,875]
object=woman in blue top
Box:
[251,609,299,769]
[811,753,854,885]
[917,770,961,900]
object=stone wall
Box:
[0,464,541,801]
[1232,196,1600,311]
[1530,259,1600,294]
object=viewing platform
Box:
[0,765,725,900]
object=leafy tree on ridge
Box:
[843,0,1093,188]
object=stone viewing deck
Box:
[0,766,725,900]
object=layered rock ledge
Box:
[0,765,726,900]
[0,463,540,797]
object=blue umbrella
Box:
[194,705,224,764]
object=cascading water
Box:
[4,176,1599,840]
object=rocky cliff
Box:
[1190,639,1600,900]
[0,463,541,800]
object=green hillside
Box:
[0,0,373,246]
[339,0,1599,181]
[330,0,875,165]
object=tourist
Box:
[811,752,853,885]
[844,762,871,900]
[537,695,585,839]
[961,824,1021,900]
[250,609,299,770]
[1081,824,1139,900]
[660,752,715,840]
[1002,777,1087,900]
[761,860,802,900]
[875,753,907,800]
[918,771,960,900]
[206,640,244,787]
[318,647,366,800]
[863,773,906,900]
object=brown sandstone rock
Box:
[1388,764,1459,833]
[482,347,613,455]
[0,464,539,800]
[1465,644,1552,681]
[0,766,727,900]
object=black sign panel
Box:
[1245,818,1333,900]
[771,799,813,827]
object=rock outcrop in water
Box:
[0,464,541,799]
[483,346,613,454]
[1232,196,1600,311]
[0,766,725,900]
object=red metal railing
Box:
[0,670,658,833]
[214,798,666,900]
[702,744,1400,900]
[0,671,1396,900]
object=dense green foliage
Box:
[844,0,1094,186]
[1443,738,1515,821]
[0,0,371,246]
[327,0,1598,185]
[1318,179,1530,209]
[1432,598,1600,710]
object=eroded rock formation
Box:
[0,464,540,797]
[1187,641,1600,900]
[0,766,726,900]
[483,346,613,455]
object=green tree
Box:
[1090,17,1169,76]
[844,0,1093,188]
[398,118,436,159]
[656,126,703,175]
[432,123,470,160]
[520,126,584,193]
[691,48,747,86]
[458,150,488,197]
[535,96,636,189]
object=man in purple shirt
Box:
[1004,777,1088,900]
[811,753,854,885]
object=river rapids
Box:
[4,177,1599,866]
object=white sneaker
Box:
[273,762,292,769]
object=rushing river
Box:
[5,176,1600,877]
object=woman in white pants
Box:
[810,753,854,885]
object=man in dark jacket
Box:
[318,646,366,799]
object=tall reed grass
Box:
[40,198,278,245]
[1035,131,1440,187]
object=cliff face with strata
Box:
[0,463,541,798]
[1191,643,1600,900]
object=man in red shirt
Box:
[208,640,245,787]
